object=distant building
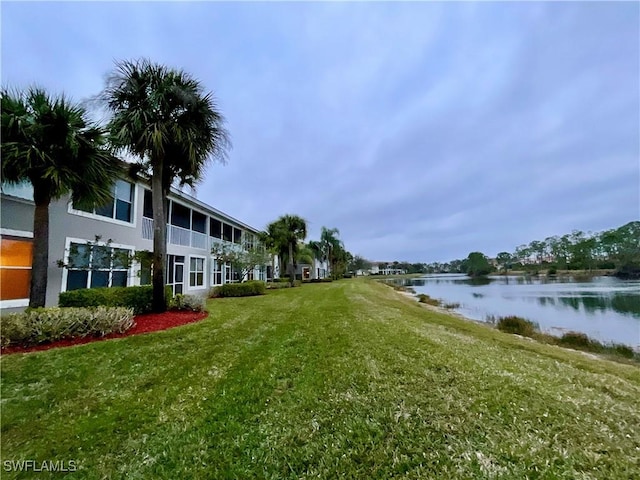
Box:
[367,262,405,275]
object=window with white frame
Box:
[65,241,132,291]
[189,257,205,288]
[211,259,223,285]
[74,179,134,223]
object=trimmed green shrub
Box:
[1,307,134,347]
[59,286,173,314]
[303,278,333,283]
[496,316,539,337]
[211,280,266,298]
[173,294,206,312]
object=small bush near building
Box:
[59,286,173,314]
[1,307,134,347]
[303,278,333,283]
[172,294,207,312]
[211,281,266,298]
[496,316,539,337]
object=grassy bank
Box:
[2,280,639,478]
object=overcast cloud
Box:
[2,2,638,262]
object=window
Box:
[1,182,33,201]
[223,223,233,242]
[192,211,206,234]
[143,190,170,221]
[138,251,153,285]
[75,180,134,223]
[0,236,32,302]
[210,219,222,238]
[171,202,191,229]
[245,233,255,250]
[143,189,153,219]
[167,255,185,295]
[65,241,131,291]
[189,257,205,288]
[233,228,242,245]
[211,259,222,285]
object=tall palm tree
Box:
[265,215,307,285]
[101,59,230,312]
[320,227,343,279]
[1,87,120,307]
[308,240,325,278]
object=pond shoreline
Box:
[392,287,640,360]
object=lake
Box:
[395,274,640,348]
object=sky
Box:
[2,1,638,263]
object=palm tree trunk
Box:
[29,198,50,308]
[151,160,167,312]
[288,242,295,286]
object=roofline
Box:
[167,185,262,234]
[130,173,262,234]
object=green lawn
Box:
[2,280,639,479]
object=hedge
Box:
[1,306,134,347]
[59,285,173,314]
[211,281,266,298]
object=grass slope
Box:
[2,280,639,479]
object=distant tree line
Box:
[421,221,640,279]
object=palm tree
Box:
[308,240,325,278]
[101,59,230,312]
[320,227,343,279]
[264,215,307,285]
[1,87,120,307]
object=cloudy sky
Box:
[2,1,638,263]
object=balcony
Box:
[142,217,208,250]
[209,236,242,252]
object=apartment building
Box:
[0,174,272,310]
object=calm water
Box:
[397,274,640,348]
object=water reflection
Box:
[453,277,493,286]
[535,292,639,317]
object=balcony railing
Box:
[209,236,242,252]
[169,225,191,247]
[142,217,154,240]
[192,231,207,250]
[142,217,208,250]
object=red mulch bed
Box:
[1,310,208,355]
